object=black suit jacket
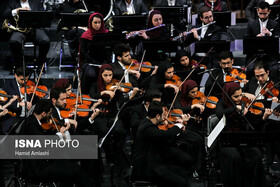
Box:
[3,0,43,19]
[153,0,187,6]
[1,79,32,134]
[133,118,182,178]
[129,103,147,136]
[246,19,280,37]
[184,23,222,46]
[113,0,148,15]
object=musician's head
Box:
[50,87,67,110]
[90,13,103,31]
[52,79,72,97]
[157,61,174,80]
[144,88,162,106]
[223,82,242,106]
[15,67,31,87]
[199,6,213,24]
[147,101,165,125]
[218,51,234,71]
[257,2,270,21]
[207,0,217,3]
[182,80,198,100]
[33,99,53,119]
[254,61,269,85]
[100,64,113,84]
[148,10,163,27]
[115,43,131,65]
[177,50,191,67]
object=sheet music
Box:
[269,102,280,121]
[206,115,226,148]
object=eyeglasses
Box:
[203,15,213,20]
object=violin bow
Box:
[167,46,214,116]
[137,50,146,72]
[202,75,219,108]
[74,69,82,121]
[235,56,258,79]
[30,65,45,104]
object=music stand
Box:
[195,40,231,53]
[112,15,147,32]
[154,6,189,25]
[60,12,91,27]
[243,36,279,55]
[18,11,52,28]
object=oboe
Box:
[126,24,165,39]
[172,21,216,41]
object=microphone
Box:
[197,68,216,75]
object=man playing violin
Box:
[19,99,95,187]
[205,51,248,99]
[1,67,33,134]
[243,61,280,103]
[133,101,193,187]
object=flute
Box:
[172,21,216,41]
[126,24,165,39]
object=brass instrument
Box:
[2,15,31,33]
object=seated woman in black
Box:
[79,12,111,94]
[216,82,270,187]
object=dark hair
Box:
[15,67,31,77]
[258,2,270,10]
[218,51,233,61]
[33,99,53,115]
[147,101,164,118]
[91,14,103,22]
[50,87,66,100]
[199,6,211,18]
[254,61,269,72]
[144,88,162,103]
[114,43,131,58]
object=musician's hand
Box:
[263,108,273,120]
[191,104,205,113]
[101,90,115,99]
[165,84,179,93]
[11,95,18,103]
[191,28,199,40]
[242,79,249,84]
[243,93,255,101]
[151,66,158,76]
[181,113,191,123]
[17,7,30,14]
[261,27,272,36]
[129,87,139,100]
[60,122,71,133]
[0,107,8,117]
[69,119,78,129]
[138,30,149,39]
[126,31,138,39]
[272,97,279,103]
[90,108,100,121]
[128,70,141,79]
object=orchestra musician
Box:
[205,51,248,99]
[1,67,33,134]
[153,0,187,6]
[113,0,148,15]
[216,82,270,187]
[19,99,95,187]
[51,79,73,98]
[79,12,111,94]
[3,0,50,69]
[246,0,268,23]
[196,0,228,12]
[183,6,222,46]
[133,101,192,187]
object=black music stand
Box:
[112,15,147,32]
[18,11,52,28]
[243,36,279,55]
[195,40,231,53]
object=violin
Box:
[192,91,218,109]
[20,80,48,98]
[125,59,156,73]
[166,75,182,88]
[0,108,16,117]
[66,92,99,108]
[191,60,207,69]
[61,104,107,118]
[260,81,279,98]
[0,90,21,103]
[225,68,246,83]
[241,96,265,115]
[105,79,134,93]
[41,117,66,132]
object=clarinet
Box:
[126,24,165,39]
[172,21,216,41]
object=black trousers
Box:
[8,29,50,67]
